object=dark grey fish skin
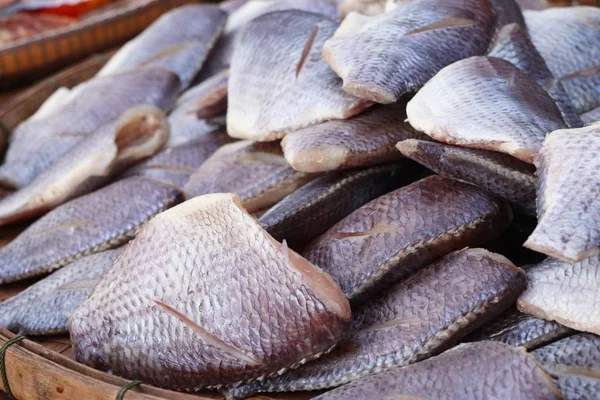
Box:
[302,175,513,303]
[516,0,548,10]
[309,342,563,400]
[226,249,526,398]
[581,107,600,125]
[557,376,600,400]
[0,177,182,284]
[397,139,537,216]
[124,129,233,189]
[98,5,226,88]
[488,23,582,127]
[259,162,421,250]
[0,68,180,189]
[323,0,495,103]
[532,334,600,377]
[465,308,573,350]
[525,7,600,115]
[0,249,122,335]
[489,0,526,29]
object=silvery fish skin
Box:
[281,102,427,173]
[556,376,600,400]
[0,68,180,189]
[0,106,169,226]
[227,10,370,141]
[407,56,566,164]
[517,256,600,336]
[70,193,351,390]
[260,162,421,249]
[125,129,233,189]
[0,176,182,284]
[311,342,562,400]
[98,5,226,88]
[184,141,314,213]
[525,7,600,115]
[303,175,512,303]
[525,123,600,262]
[397,139,537,216]
[465,308,573,350]
[0,249,122,335]
[532,334,600,378]
[226,249,525,398]
[488,23,582,128]
[581,107,600,125]
[198,0,339,80]
[166,70,229,148]
[323,0,494,103]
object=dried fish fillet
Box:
[517,256,600,335]
[556,376,600,400]
[282,102,426,173]
[488,23,582,128]
[311,342,562,400]
[397,139,537,215]
[98,5,226,88]
[532,334,600,378]
[227,10,370,141]
[260,162,420,249]
[407,56,566,163]
[323,0,494,103]
[525,7,600,115]
[303,175,512,302]
[0,249,122,335]
[338,0,385,17]
[465,308,572,350]
[167,70,229,148]
[70,193,351,390]
[0,68,180,189]
[0,177,181,284]
[0,106,169,226]
[184,141,314,213]
[525,123,600,261]
[125,129,232,189]
[228,249,525,397]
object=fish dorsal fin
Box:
[405,16,476,37]
[329,224,401,239]
[296,25,319,79]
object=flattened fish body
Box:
[0,106,169,225]
[517,256,600,335]
[557,376,600,400]
[227,10,370,141]
[228,249,525,397]
[488,23,582,127]
[532,334,600,377]
[397,139,536,215]
[70,193,351,390]
[303,175,512,302]
[582,106,600,125]
[407,56,566,163]
[0,177,182,284]
[489,0,525,29]
[311,342,562,400]
[184,141,314,213]
[323,0,494,103]
[525,123,600,262]
[281,102,427,173]
[0,68,180,189]
[98,5,226,88]
[465,308,572,350]
[125,129,232,189]
[338,0,385,17]
[260,162,420,249]
[525,7,600,115]
[0,249,122,335]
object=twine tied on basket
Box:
[0,335,26,400]
[116,380,143,400]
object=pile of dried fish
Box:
[1,0,599,399]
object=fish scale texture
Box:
[407,56,566,163]
[525,7,600,114]
[227,10,370,141]
[0,68,180,189]
[532,334,600,372]
[303,175,512,302]
[311,342,562,400]
[526,124,600,262]
[0,176,181,284]
[558,376,600,400]
[323,0,494,103]
[70,193,350,390]
[517,257,600,335]
[228,248,525,397]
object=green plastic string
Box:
[0,335,26,400]
[116,380,142,400]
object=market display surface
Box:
[0,0,599,399]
